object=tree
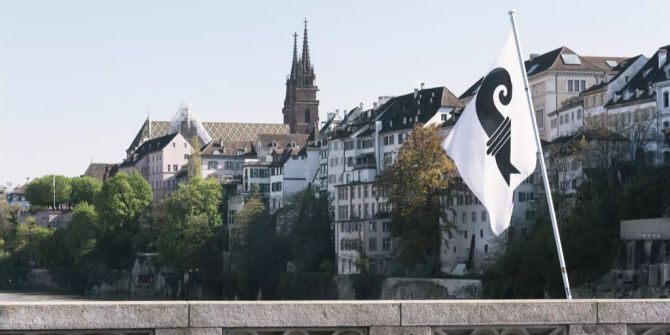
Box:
[187,136,202,179]
[282,190,334,272]
[25,175,71,209]
[13,217,55,268]
[376,124,455,275]
[96,172,152,233]
[63,202,100,267]
[234,193,286,299]
[69,177,102,206]
[95,172,152,269]
[158,177,223,270]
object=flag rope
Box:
[508,10,573,299]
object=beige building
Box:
[524,47,626,141]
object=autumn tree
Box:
[376,124,455,276]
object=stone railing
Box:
[0,300,669,335]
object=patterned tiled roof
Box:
[127,120,289,153]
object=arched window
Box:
[304,109,311,123]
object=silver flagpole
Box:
[508,10,573,299]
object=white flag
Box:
[442,30,539,236]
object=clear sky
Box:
[1,0,668,185]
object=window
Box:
[464,231,468,239]
[471,211,476,222]
[259,183,270,193]
[347,157,353,167]
[577,110,582,120]
[304,109,311,123]
[551,118,557,129]
[398,133,404,144]
[382,238,391,251]
[344,141,354,150]
[369,238,377,251]
[173,164,178,172]
[208,161,218,169]
[228,210,236,225]
[369,221,377,232]
[480,229,483,238]
[462,212,467,223]
[382,221,390,232]
[225,161,235,169]
[167,165,171,172]
[664,91,669,108]
[338,206,349,220]
[364,204,369,218]
[481,211,487,222]
[566,79,585,93]
[535,109,544,128]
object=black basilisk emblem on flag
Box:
[475,67,520,186]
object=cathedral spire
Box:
[301,18,311,71]
[290,32,298,81]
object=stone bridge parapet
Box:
[0,300,668,335]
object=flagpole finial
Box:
[508,9,516,14]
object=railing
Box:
[0,300,669,335]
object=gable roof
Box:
[121,133,179,167]
[376,86,464,133]
[524,46,617,76]
[83,163,117,181]
[606,46,670,108]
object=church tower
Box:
[282,19,319,134]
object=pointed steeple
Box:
[301,18,311,71]
[290,32,298,81]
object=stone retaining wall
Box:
[0,300,668,334]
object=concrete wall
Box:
[1,300,669,335]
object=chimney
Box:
[420,82,425,90]
[414,88,419,99]
[314,122,320,142]
[373,102,378,109]
[658,48,667,69]
[530,53,539,61]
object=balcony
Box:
[0,300,669,334]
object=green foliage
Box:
[376,124,455,275]
[158,177,223,269]
[483,166,668,298]
[69,177,102,206]
[283,190,334,272]
[96,172,152,233]
[63,203,99,266]
[275,272,337,299]
[187,136,202,180]
[25,175,71,209]
[233,193,284,299]
[13,217,55,268]
[95,172,152,269]
[619,167,670,219]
